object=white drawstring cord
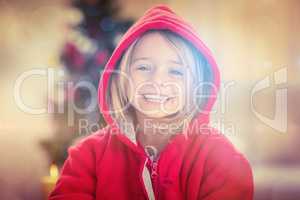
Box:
[142,158,156,200]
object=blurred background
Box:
[0,0,299,199]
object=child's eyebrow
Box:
[131,57,151,63]
[131,57,184,66]
[169,59,183,65]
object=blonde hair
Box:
[106,30,213,138]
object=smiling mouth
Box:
[140,94,175,103]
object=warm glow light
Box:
[50,164,59,179]
[41,164,59,199]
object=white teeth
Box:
[143,94,168,103]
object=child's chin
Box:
[140,109,178,119]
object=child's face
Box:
[128,32,191,119]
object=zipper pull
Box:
[150,160,158,178]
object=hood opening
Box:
[98,5,220,140]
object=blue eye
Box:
[137,64,151,71]
[169,69,184,76]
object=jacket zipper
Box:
[149,158,159,200]
[147,142,172,200]
[141,138,175,199]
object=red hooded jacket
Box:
[49,5,254,200]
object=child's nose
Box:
[150,68,168,86]
[151,73,166,87]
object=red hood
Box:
[98,5,220,139]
